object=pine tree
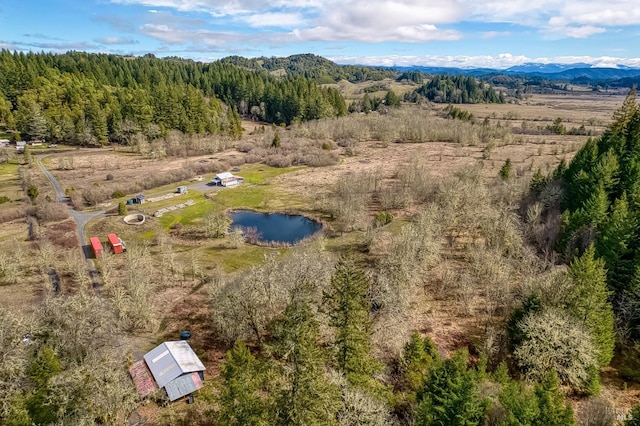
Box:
[271,132,280,148]
[596,192,637,294]
[567,245,615,367]
[384,90,401,107]
[269,300,340,426]
[533,372,575,426]
[216,340,272,425]
[324,254,383,394]
[118,201,128,216]
[499,158,513,180]
[400,333,440,392]
[395,333,441,423]
[416,349,485,425]
[499,380,540,426]
[26,345,62,425]
[529,168,548,195]
[559,183,609,253]
[610,86,637,136]
[625,404,640,425]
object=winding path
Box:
[36,155,105,295]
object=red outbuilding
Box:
[107,233,126,254]
[90,237,103,259]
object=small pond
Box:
[229,210,322,245]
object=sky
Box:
[1,0,640,68]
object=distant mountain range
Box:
[393,63,640,81]
[218,53,640,85]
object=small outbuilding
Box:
[177,186,188,194]
[126,194,146,205]
[89,237,103,259]
[211,172,244,187]
[142,341,206,401]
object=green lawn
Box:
[0,162,23,204]
[203,244,276,272]
[153,164,310,230]
[234,164,306,184]
[155,195,214,229]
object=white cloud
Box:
[288,0,464,42]
[291,25,461,43]
[462,0,640,39]
[328,53,640,69]
[109,0,640,47]
[240,12,304,28]
[111,0,319,16]
[95,36,140,45]
[557,1,640,27]
[562,25,606,38]
[481,31,511,39]
[140,23,250,47]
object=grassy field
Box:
[0,162,21,200]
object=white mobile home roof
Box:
[216,172,234,180]
[143,341,206,389]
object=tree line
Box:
[0,50,347,144]
[531,88,640,342]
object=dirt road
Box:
[36,155,105,295]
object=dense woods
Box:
[408,75,505,104]
[0,51,347,144]
[542,88,640,341]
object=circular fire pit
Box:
[123,213,146,225]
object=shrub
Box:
[36,202,69,222]
[106,173,114,181]
[111,190,126,199]
[322,142,331,151]
[118,202,128,216]
[0,196,9,204]
[27,185,39,203]
[271,133,281,148]
[374,211,394,227]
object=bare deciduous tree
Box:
[514,309,598,391]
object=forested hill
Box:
[221,53,396,83]
[0,51,347,145]
[409,75,505,103]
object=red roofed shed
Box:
[107,233,125,254]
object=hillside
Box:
[222,53,397,83]
[0,51,347,144]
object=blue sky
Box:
[2,0,640,68]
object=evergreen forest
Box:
[0,51,347,145]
